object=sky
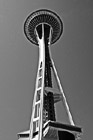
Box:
[0,0,93,140]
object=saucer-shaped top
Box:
[24,9,63,46]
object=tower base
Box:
[18,121,82,140]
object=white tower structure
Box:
[17,9,82,140]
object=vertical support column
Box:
[44,24,56,122]
[29,24,45,140]
[37,24,45,140]
[51,59,75,126]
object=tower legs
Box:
[17,9,82,140]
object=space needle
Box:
[17,9,83,140]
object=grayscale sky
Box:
[0,0,93,140]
